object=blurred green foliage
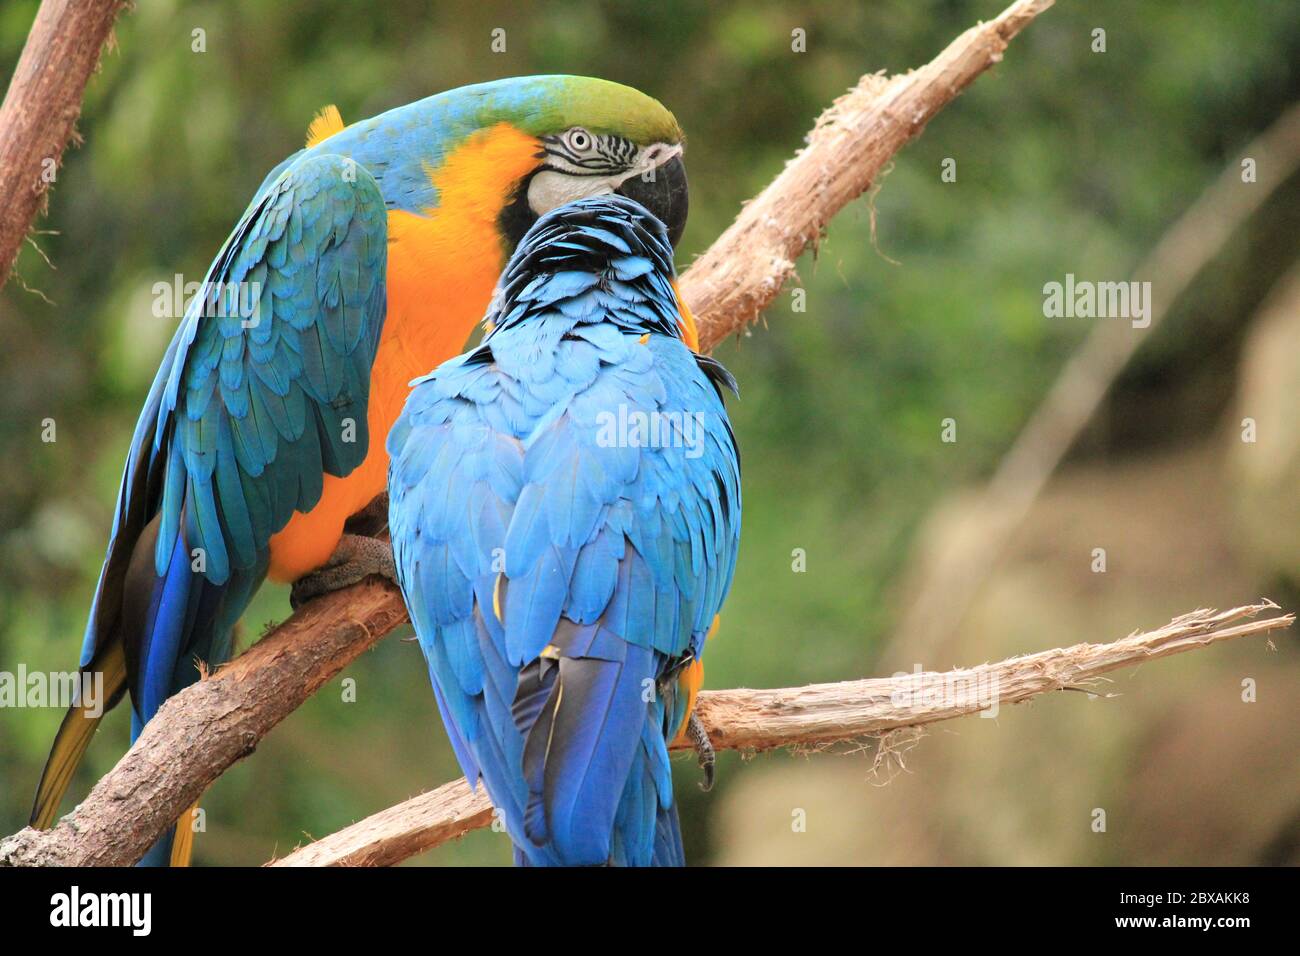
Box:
[0,0,1296,865]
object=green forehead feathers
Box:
[482,75,683,145]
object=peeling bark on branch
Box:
[1,0,1056,866]
[0,0,130,289]
[267,603,1292,867]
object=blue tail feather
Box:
[126,531,266,866]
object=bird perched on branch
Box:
[33,76,688,866]
[387,195,741,866]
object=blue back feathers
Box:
[388,196,741,866]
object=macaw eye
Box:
[566,128,593,152]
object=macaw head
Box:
[496,75,688,248]
[306,75,688,252]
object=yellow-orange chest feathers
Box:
[267,123,542,581]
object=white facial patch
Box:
[527,168,618,216]
[527,142,683,217]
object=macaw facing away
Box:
[387,195,741,866]
[32,76,689,866]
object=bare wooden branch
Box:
[269,778,495,868]
[687,0,1056,352]
[268,602,1292,866]
[0,579,406,867]
[0,0,130,290]
[0,0,1054,866]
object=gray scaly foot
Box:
[290,533,398,609]
[687,711,716,792]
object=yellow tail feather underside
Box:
[670,279,701,352]
[30,641,127,829]
[305,104,345,148]
[169,801,201,867]
[669,617,719,746]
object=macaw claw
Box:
[343,492,390,538]
[687,712,716,792]
[290,533,398,609]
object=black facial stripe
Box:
[540,163,618,178]
[602,138,636,165]
[541,132,638,172]
[542,145,621,172]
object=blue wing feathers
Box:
[148,153,387,586]
[92,156,387,862]
[77,151,387,743]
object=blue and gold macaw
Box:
[387,195,741,866]
[32,77,690,866]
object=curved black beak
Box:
[617,153,688,248]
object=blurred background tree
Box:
[1,0,1296,865]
